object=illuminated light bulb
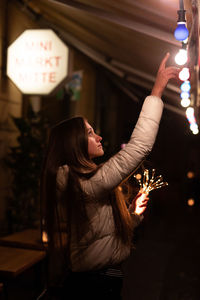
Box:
[181,81,191,92]
[181,91,190,99]
[174,22,189,41]
[186,107,194,120]
[175,48,188,65]
[190,123,198,131]
[181,98,190,107]
[190,123,199,135]
[192,127,199,135]
[187,198,195,206]
[186,107,194,115]
[179,67,190,81]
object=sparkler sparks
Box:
[134,169,168,194]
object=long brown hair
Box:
[40,116,134,275]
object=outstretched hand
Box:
[151,53,180,98]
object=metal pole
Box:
[179,0,184,10]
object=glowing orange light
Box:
[118,186,122,192]
[135,173,142,180]
[187,171,194,179]
[42,231,48,243]
[187,198,195,206]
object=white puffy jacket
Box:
[57,95,164,272]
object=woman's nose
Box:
[96,134,102,142]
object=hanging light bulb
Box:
[181,98,190,107]
[186,107,196,126]
[191,127,199,135]
[186,106,194,119]
[185,106,199,135]
[179,67,190,81]
[181,81,191,92]
[190,123,199,134]
[181,91,190,99]
[174,7,189,41]
[174,23,189,41]
[175,48,188,65]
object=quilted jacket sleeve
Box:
[81,95,164,197]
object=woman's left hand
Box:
[132,191,149,215]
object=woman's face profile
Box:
[85,121,104,159]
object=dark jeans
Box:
[66,271,123,300]
[41,270,123,300]
[41,272,123,300]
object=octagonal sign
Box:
[7,29,69,95]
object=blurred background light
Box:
[187,171,194,179]
[187,198,195,206]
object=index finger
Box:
[158,52,170,71]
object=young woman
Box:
[40,53,179,300]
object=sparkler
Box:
[134,168,168,194]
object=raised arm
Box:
[81,53,179,197]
